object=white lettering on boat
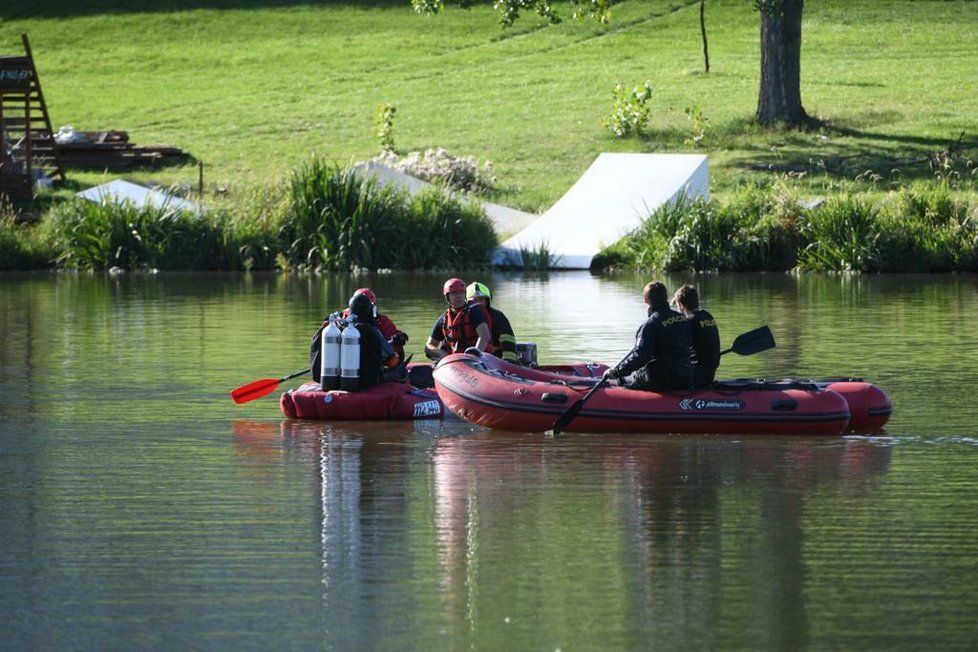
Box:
[413,400,442,418]
[679,398,745,411]
[450,366,479,388]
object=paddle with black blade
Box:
[549,325,776,435]
[230,368,310,405]
[719,325,775,356]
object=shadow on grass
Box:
[3,0,408,20]
[639,116,977,186]
[733,126,977,185]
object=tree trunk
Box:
[756,0,808,126]
[700,0,709,74]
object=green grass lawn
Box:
[3,0,977,212]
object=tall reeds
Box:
[282,159,496,271]
[44,199,231,270]
[0,211,49,271]
[612,183,978,273]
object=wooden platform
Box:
[55,130,190,170]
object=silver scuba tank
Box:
[340,316,361,391]
[321,318,343,390]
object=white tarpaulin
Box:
[76,179,201,213]
[494,153,709,269]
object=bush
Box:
[394,189,497,269]
[797,196,881,272]
[620,189,799,272]
[605,81,653,138]
[874,185,973,272]
[282,159,496,272]
[44,199,229,270]
[0,214,50,270]
[282,159,405,271]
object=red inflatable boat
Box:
[279,361,607,421]
[432,352,892,435]
[280,381,446,420]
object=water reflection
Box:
[237,421,892,648]
[5,272,977,648]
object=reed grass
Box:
[282,161,496,272]
[610,183,978,273]
[0,213,49,270]
[283,159,405,271]
[399,189,498,270]
[43,198,235,270]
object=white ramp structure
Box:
[353,161,537,236]
[76,179,201,213]
[494,153,709,269]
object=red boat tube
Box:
[433,353,853,435]
[819,379,892,431]
[280,382,445,420]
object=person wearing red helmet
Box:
[603,281,693,392]
[308,291,406,389]
[309,287,408,385]
[424,277,491,360]
[338,287,409,360]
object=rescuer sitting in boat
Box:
[672,284,721,388]
[424,277,492,361]
[339,287,409,361]
[310,293,405,391]
[465,281,518,363]
[603,281,693,392]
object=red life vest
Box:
[442,302,485,353]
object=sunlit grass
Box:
[2,0,976,213]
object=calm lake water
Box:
[2,271,977,650]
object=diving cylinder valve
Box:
[321,318,343,390]
[340,317,361,391]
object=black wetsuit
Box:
[486,306,518,362]
[688,308,721,388]
[614,301,693,392]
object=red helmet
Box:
[443,278,466,296]
[353,287,376,304]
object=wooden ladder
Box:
[0,33,65,200]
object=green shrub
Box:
[0,214,51,271]
[396,189,497,269]
[282,161,495,271]
[875,185,975,272]
[725,184,804,271]
[605,81,653,138]
[45,198,228,271]
[282,159,405,271]
[376,103,397,152]
[797,196,881,272]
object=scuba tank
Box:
[320,317,343,390]
[340,316,361,391]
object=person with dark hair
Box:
[424,277,492,361]
[603,281,693,392]
[310,292,405,389]
[672,283,721,388]
[465,281,518,363]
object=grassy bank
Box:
[600,182,978,273]
[3,0,977,213]
[4,167,974,272]
[0,162,497,272]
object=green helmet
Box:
[466,282,492,304]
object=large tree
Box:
[411,0,809,127]
[755,0,808,126]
